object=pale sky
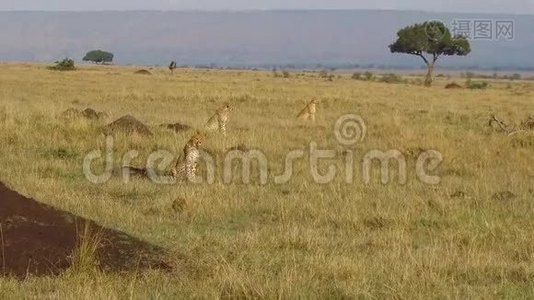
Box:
[0,0,533,15]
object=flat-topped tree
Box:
[389,21,471,87]
[83,50,114,64]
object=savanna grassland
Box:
[0,63,533,299]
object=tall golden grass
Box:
[0,63,533,298]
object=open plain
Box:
[0,64,533,298]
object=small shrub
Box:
[48,58,75,71]
[363,71,374,81]
[510,73,522,81]
[410,78,424,85]
[351,72,362,80]
[318,70,329,78]
[466,79,489,89]
[282,70,290,78]
[378,73,404,84]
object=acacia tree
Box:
[389,21,471,86]
[83,50,114,64]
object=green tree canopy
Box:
[389,21,471,86]
[83,50,114,64]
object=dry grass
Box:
[0,63,533,298]
[69,221,104,276]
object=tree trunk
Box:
[424,62,434,87]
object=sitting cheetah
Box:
[172,132,204,182]
[297,99,317,121]
[205,104,231,135]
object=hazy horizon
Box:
[1,10,531,70]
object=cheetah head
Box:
[220,103,232,113]
[190,132,205,147]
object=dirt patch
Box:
[106,115,153,136]
[134,69,152,75]
[60,108,107,121]
[445,82,462,89]
[80,108,106,120]
[0,181,170,278]
[492,191,517,202]
[363,216,392,230]
[161,123,192,133]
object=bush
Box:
[48,58,75,71]
[378,73,404,84]
[466,79,488,89]
[351,72,362,80]
[410,78,424,85]
[282,70,290,78]
[318,70,329,78]
[363,71,374,81]
[510,73,522,81]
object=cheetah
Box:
[172,132,204,182]
[205,104,231,134]
[297,99,317,121]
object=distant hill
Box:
[0,10,532,70]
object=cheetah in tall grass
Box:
[205,104,231,135]
[172,132,204,182]
[297,99,317,121]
